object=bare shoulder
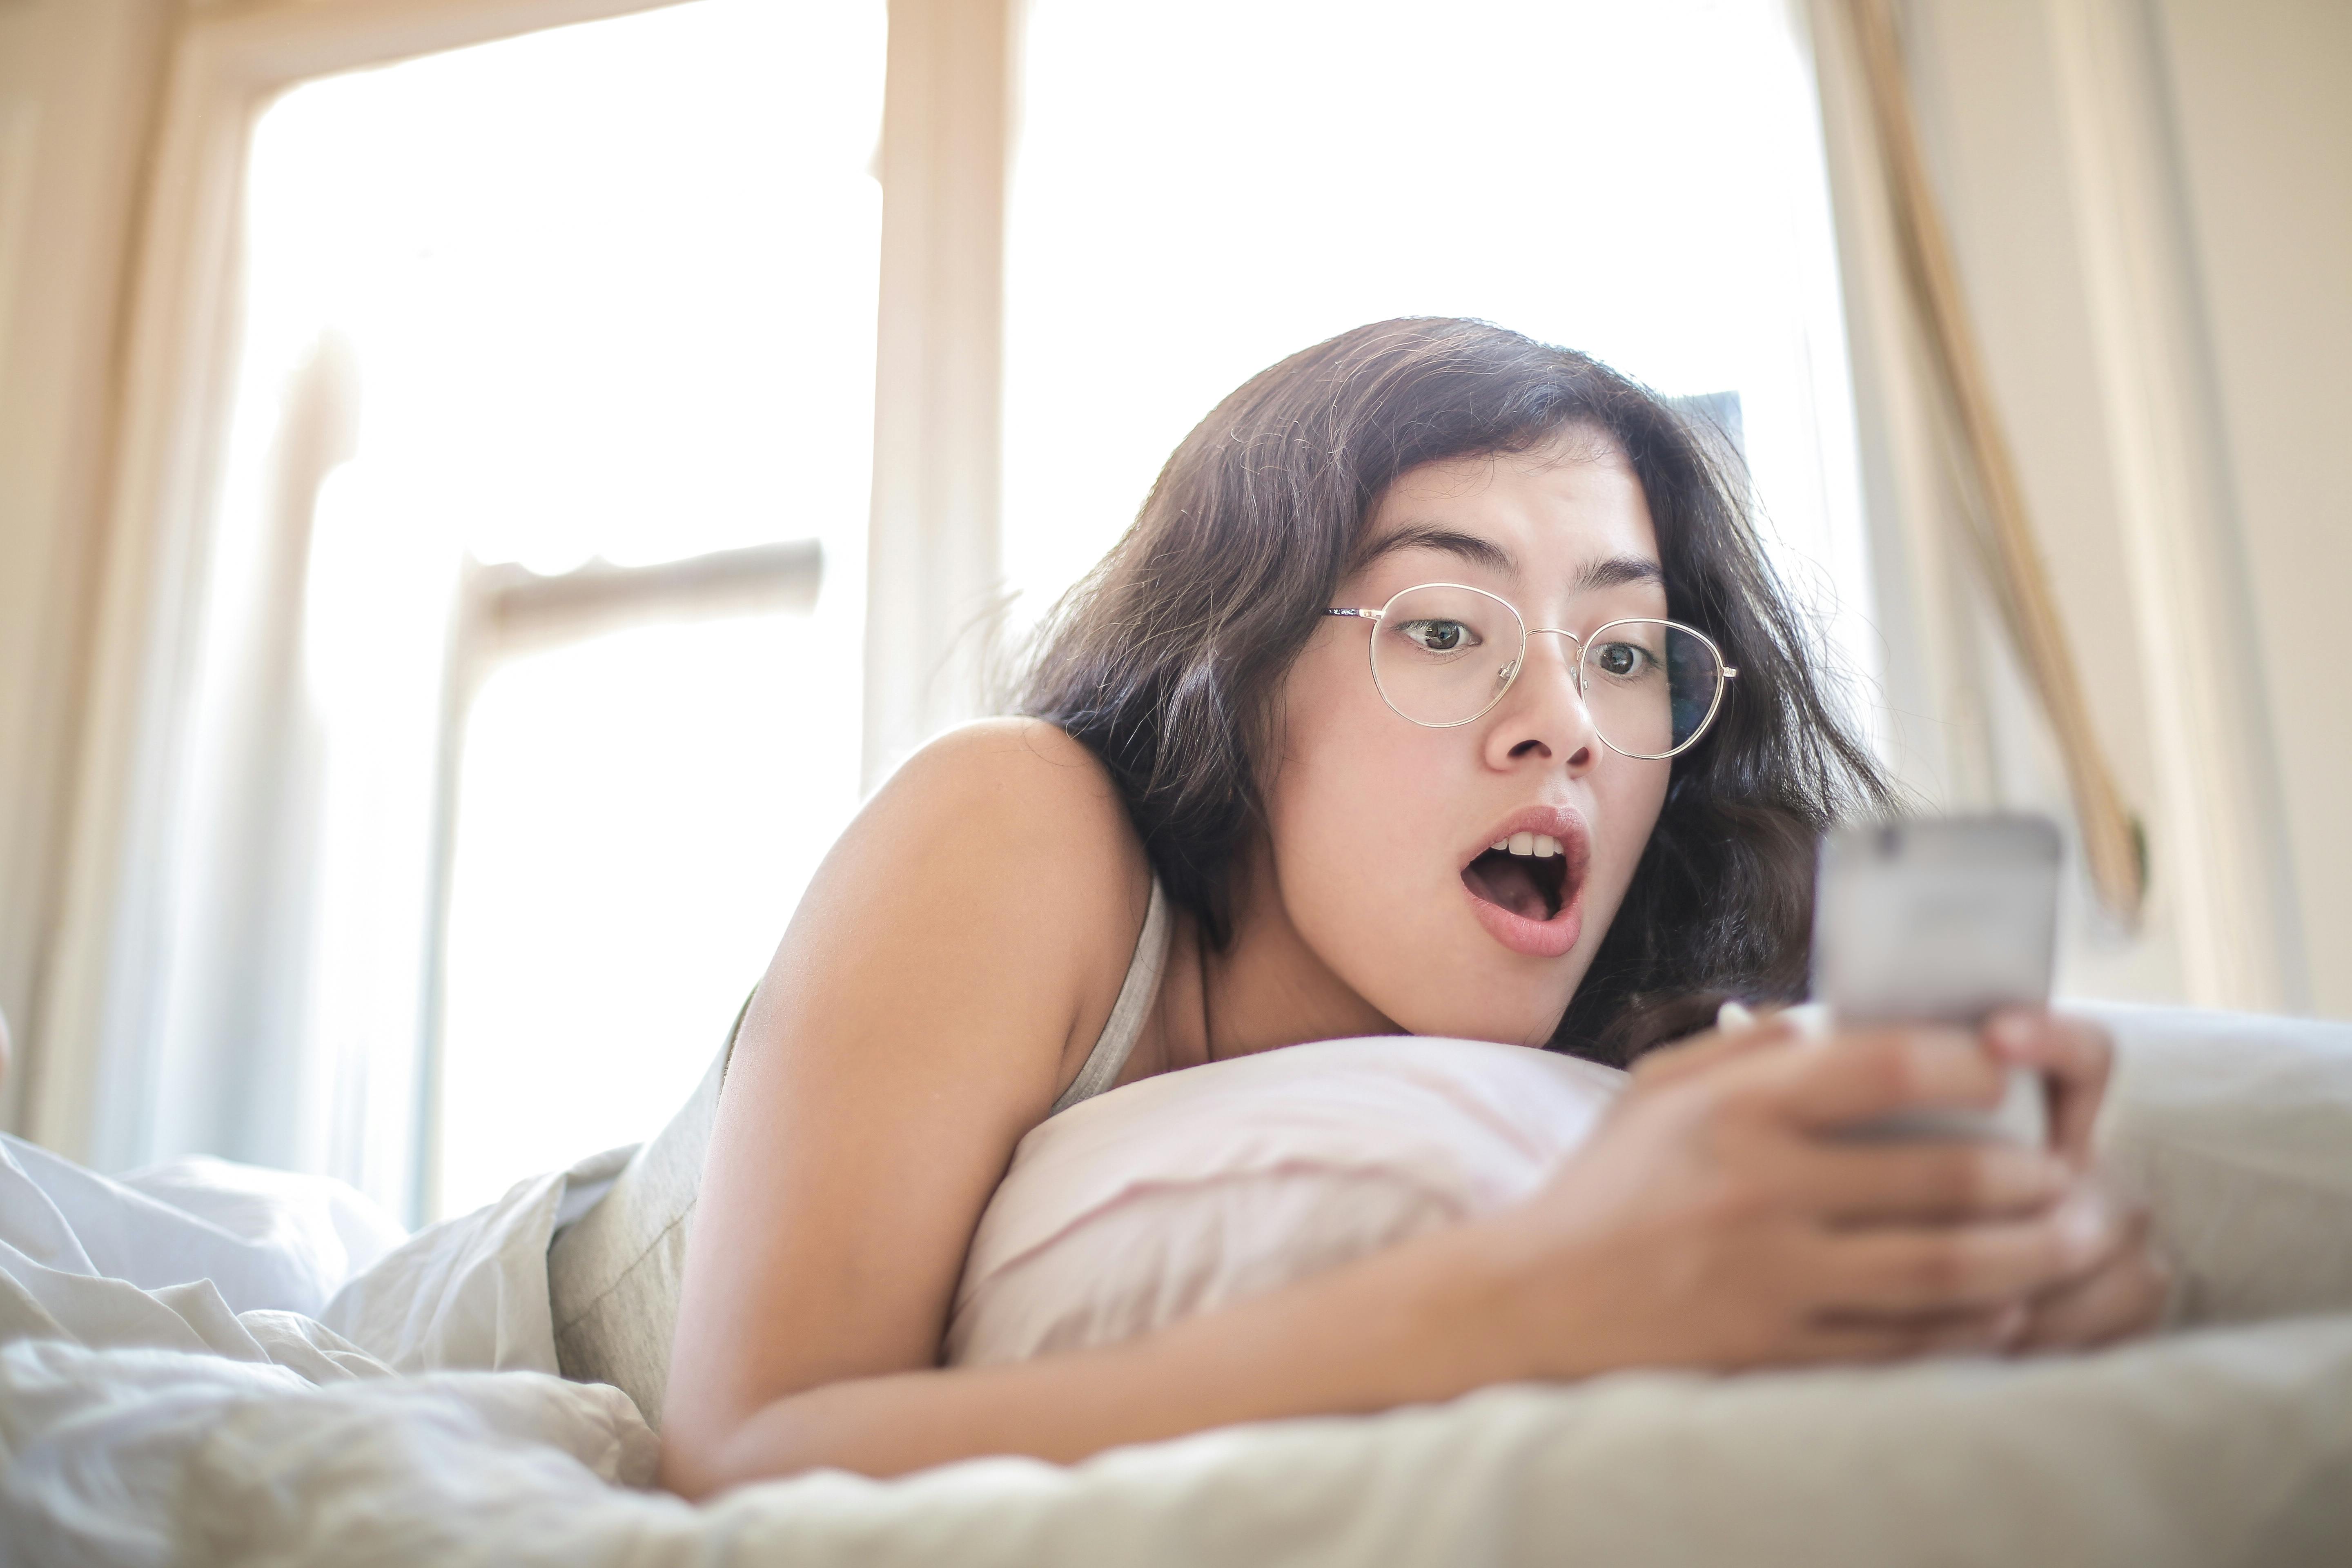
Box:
[772,717,1152,1076]
[881,717,1133,839]
[869,717,1143,907]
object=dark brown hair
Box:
[1014,318,1892,1065]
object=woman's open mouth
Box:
[1463,837,1569,922]
[1461,813,1590,959]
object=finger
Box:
[1984,1010,2113,1165]
[1630,1013,1806,1091]
[1814,1189,2116,1314]
[1781,1141,2072,1225]
[1717,1000,1829,1036]
[2013,1212,2170,1353]
[1788,1303,2029,1365]
[1733,1025,2008,1134]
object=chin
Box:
[1385,933,1588,1049]
[1412,1003,1569,1050]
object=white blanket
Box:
[4,1003,2352,1566]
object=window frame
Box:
[38,0,1016,1203]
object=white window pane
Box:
[1002,0,1875,718]
[195,0,882,1215]
[434,615,855,1218]
[245,0,885,575]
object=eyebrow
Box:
[1358,523,1664,593]
[1356,523,1514,575]
[1576,555,1666,592]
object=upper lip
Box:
[1466,804,1592,882]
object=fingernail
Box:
[1716,1000,1756,1034]
[1784,1002,1833,1044]
[2060,1192,2110,1261]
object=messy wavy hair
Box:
[1013,318,1892,1065]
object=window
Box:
[1001,0,1875,717]
[185,0,884,1218]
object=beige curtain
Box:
[1836,0,2147,921]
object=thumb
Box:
[1631,1001,1819,1090]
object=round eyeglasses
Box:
[1323,582,1738,759]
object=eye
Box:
[1591,640,1653,678]
[1397,619,1478,655]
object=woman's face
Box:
[1264,431,1674,1047]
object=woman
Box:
[658,319,2164,1496]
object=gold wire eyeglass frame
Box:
[1323,581,1739,760]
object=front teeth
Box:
[1489,833,1561,858]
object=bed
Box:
[4,1001,2349,1566]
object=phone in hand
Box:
[1810,814,2062,1145]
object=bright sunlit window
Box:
[1002,0,1875,713]
[223,0,885,1218]
[185,0,1877,1221]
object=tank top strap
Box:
[1047,875,1172,1116]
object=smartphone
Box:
[1810,814,2061,1144]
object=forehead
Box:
[1356,436,1660,585]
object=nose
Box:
[1483,628,1599,770]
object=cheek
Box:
[1267,653,1458,905]
[1278,664,1395,821]
[1587,761,1671,900]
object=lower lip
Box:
[1463,876,1585,959]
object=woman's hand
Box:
[1980,1010,2171,1350]
[1454,1011,2147,1382]
[2009,1192,2170,1350]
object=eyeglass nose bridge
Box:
[1494,625,1589,692]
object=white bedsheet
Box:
[4,1003,2352,1566]
[9,1310,2352,1567]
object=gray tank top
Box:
[1046,876,1172,1116]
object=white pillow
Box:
[949,1005,2352,1370]
[945,1037,1623,1367]
[2077,1000,2352,1327]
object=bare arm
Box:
[658,722,2143,1497]
[663,721,1517,1482]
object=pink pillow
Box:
[945,1037,1624,1367]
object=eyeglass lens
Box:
[1367,584,1724,756]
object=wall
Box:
[2157,0,2352,1015]
[0,0,174,1133]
